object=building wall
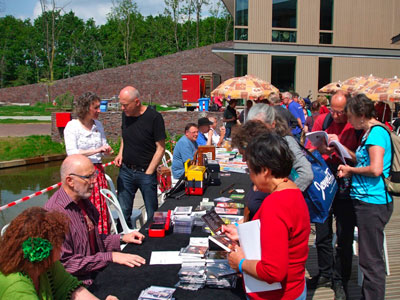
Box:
[248,54,271,82]
[296,56,319,98]
[243,0,400,49]
[0,42,234,105]
[332,57,400,82]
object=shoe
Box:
[333,282,346,300]
[306,275,332,289]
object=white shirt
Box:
[64,119,108,163]
[211,128,221,146]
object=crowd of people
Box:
[0,87,395,300]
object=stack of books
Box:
[206,262,238,289]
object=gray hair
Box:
[247,103,276,125]
[268,93,281,105]
[132,88,140,99]
[282,92,292,100]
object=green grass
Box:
[0,103,54,116]
[0,119,51,124]
[0,135,65,161]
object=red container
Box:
[56,112,71,127]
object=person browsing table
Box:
[223,133,310,300]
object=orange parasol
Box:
[211,75,279,100]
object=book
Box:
[208,235,237,252]
[180,245,208,257]
[306,131,352,164]
[213,196,233,202]
[173,206,193,215]
[214,207,242,215]
[216,202,244,209]
[237,220,282,293]
[201,209,226,235]
[230,193,245,200]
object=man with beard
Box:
[45,155,146,285]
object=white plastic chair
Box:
[105,173,116,194]
[1,223,9,236]
[162,149,173,167]
[100,189,144,233]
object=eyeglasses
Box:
[330,108,346,116]
[69,170,99,182]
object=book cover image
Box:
[209,235,237,252]
[201,209,225,235]
[216,202,244,209]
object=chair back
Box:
[1,223,9,236]
[162,150,173,167]
[100,189,134,234]
[104,173,116,194]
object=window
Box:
[235,0,248,26]
[235,55,248,77]
[320,0,333,30]
[272,0,297,29]
[272,30,297,43]
[320,0,333,44]
[235,28,248,40]
[271,56,296,91]
[318,57,332,90]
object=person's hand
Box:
[316,141,335,156]
[208,129,213,140]
[102,145,114,156]
[105,296,119,300]
[220,126,226,135]
[228,245,245,271]
[122,231,145,244]
[112,252,146,268]
[114,153,123,167]
[222,224,239,242]
[337,164,352,178]
[328,134,339,143]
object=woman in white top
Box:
[64,92,113,234]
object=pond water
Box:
[0,160,120,231]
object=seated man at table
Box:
[172,123,198,179]
[45,154,146,286]
[196,117,213,146]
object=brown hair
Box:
[232,120,273,150]
[74,92,100,120]
[0,207,69,275]
[317,95,328,106]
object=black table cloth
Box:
[89,173,251,300]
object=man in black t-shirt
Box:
[114,86,166,224]
[223,99,238,138]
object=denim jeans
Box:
[117,164,158,226]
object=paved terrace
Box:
[305,198,400,299]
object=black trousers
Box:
[315,197,356,283]
[354,199,393,300]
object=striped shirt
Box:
[45,187,120,285]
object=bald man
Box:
[114,86,166,225]
[45,155,146,286]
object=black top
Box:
[223,105,238,128]
[122,107,166,168]
[273,105,297,129]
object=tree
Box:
[164,0,181,51]
[182,0,194,48]
[209,1,221,43]
[194,0,209,47]
[109,0,139,65]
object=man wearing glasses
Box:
[306,91,362,300]
[45,154,146,285]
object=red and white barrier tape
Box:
[0,161,115,212]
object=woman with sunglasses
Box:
[64,92,113,234]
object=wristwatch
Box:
[120,234,125,243]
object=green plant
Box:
[54,92,74,110]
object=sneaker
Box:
[306,275,332,289]
[333,282,346,300]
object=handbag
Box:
[299,145,338,223]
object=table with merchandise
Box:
[89,172,251,300]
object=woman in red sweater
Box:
[224,133,310,300]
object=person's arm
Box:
[64,121,109,157]
[338,145,385,178]
[217,127,226,147]
[206,130,213,146]
[146,139,165,175]
[98,121,113,156]
[114,138,124,167]
[285,136,313,191]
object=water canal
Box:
[0,160,119,231]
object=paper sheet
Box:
[150,251,183,265]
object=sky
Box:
[0,0,222,25]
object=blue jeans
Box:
[296,282,307,300]
[117,164,158,226]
